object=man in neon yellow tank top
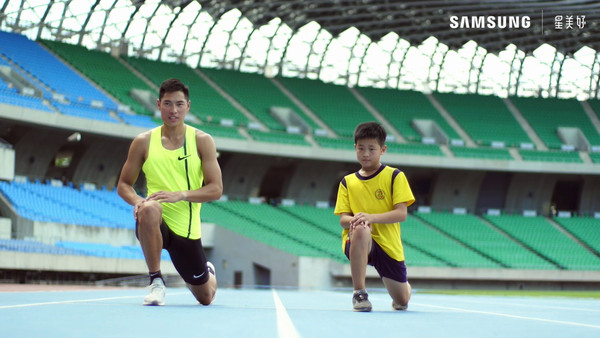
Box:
[118,78,222,306]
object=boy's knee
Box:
[351,225,372,242]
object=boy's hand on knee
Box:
[349,215,372,237]
[350,213,373,228]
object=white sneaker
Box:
[143,278,165,306]
[207,261,216,278]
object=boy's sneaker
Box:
[392,301,408,311]
[143,278,165,306]
[352,290,372,312]
[207,261,216,277]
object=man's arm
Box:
[186,131,223,202]
[145,130,223,204]
[117,133,150,214]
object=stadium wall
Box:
[0,251,177,277]
[428,170,485,212]
[28,221,137,246]
[220,153,275,200]
[209,224,304,288]
[0,217,10,239]
[0,144,14,181]
[580,176,600,215]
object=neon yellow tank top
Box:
[142,125,203,239]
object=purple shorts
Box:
[344,239,408,283]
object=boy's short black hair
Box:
[354,122,386,146]
[159,78,189,101]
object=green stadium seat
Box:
[313,136,354,150]
[203,201,346,262]
[416,212,555,269]
[278,204,340,237]
[450,146,513,160]
[511,96,600,149]
[386,142,445,157]
[519,149,583,163]
[185,121,245,140]
[124,57,249,126]
[202,68,319,131]
[247,129,310,146]
[278,77,376,137]
[402,214,501,269]
[435,92,531,147]
[40,40,154,116]
[553,216,600,254]
[357,87,460,142]
[485,214,600,270]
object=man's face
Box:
[157,91,190,126]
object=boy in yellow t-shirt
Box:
[334,122,415,312]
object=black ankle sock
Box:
[149,270,163,285]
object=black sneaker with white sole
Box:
[352,290,372,312]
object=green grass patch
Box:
[417,289,600,299]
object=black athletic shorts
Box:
[136,220,210,285]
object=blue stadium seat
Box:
[0,31,118,110]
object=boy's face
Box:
[157,90,190,127]
[354,138,386,172]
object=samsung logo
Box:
[449,16,531,29]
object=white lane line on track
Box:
[0,291,189,309]
[272,289,301,338]
[414,302,600,329]
[417,296,600,313]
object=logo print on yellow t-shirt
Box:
[375,189,385,200]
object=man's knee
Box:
[196,292,214,306]
[137,201,162,223]
[188,284,215,305]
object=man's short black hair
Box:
[354,122,386,147]
[159,78,189,101]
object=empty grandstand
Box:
[1,1,600,291]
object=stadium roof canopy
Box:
[1,0,599,99]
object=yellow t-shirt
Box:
[142,125,204,239]
[334,164,415,261]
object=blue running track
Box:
[1,286,599,337]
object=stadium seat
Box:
[277,76,376,137]
[485,214,600,270]
[0,180,134,229]
[123,56,250,125]
[415,211,556,269]
[357,86,460,142]
[434,92,531,147]
[202,68,318,131]
[0,31,117,109]
[511,96,600,150]
[402,214,502,269]
[40,39,153,116]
